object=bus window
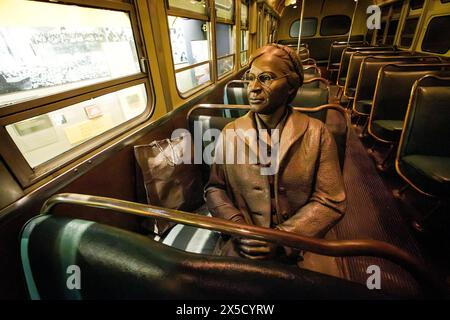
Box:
[400,17,419,48]
[216,23,235,78]
[168,16,211,94]
[240,0,249,67]
[6,84,147,169]
[0,0,151,186]
[216,0,234,21]
[320,15,351,36]
[240,30,249,66]
[421,15,450,54]
[167,0,208,16]
[0,0,141,109]
[289,18,317,38]
[215,0,235,78]
[385,20,399,45]
[410,0,425,10]
[241,0,249,28]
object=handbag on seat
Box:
[134,134,204,236]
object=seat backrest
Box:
[224,80,249,105]
[399,76,450,159]
[304,65,321,76]
[337,46,395,86]
[327,41,368,70]
[370,64,450,124]
[298,47,310,61]
[21,215,381,299]
[354,56,443,105]
[303,72,323,88]
[344,51,417,97]
[291,87,329,109]
[223,78,328,107]
[188,104,348,171]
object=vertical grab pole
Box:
[347,0,359,44]
[296,0,305,53]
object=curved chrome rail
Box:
[41,193,439,295]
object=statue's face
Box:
[246,54,294,115]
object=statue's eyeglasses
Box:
[242,70,290,87]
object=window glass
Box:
[167,0,207,16]
[400,17,419,48]
[168,16,211,92]
[216,0,234,21]
[410,0,425,10]
[216,23,235,77]
[175,63,210,93]
[320,15,351,36]
[385,20,399,45]
[392,2,403,16]
[366,28,374,44]
[240,30,249,66]
[218,56,234,77]
[241,2,249,27]
[422,15,450,54]
[289,18,317,38]
[6,83,147,168]
[0,0,140,109]
[377,21,387,44]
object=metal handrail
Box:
[303,64,321,76]
[302,58,317,66]
[41,193,438,294]
[186,103,349,136]
[303,76,329,86]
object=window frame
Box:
[215,0,235,25]
[216,21,236,79]
[165,0,210,21]
[409,0,425,10]
[376,4,392,44]
[240,0,249,67]
[240,0,249,30]
[399,16,420,48]
[0,0,154,187]
[385,19,399,45]
[166,4,213,98]
[319,15,352,37]
[289,17,318,38]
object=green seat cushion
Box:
[400,155,450,196]
[338,77,346,86]
[371,120,404,142]
[355,100,372,115]
[403,155,450,184]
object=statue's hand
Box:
[234,238,278,260]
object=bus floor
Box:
[327,85,450,295]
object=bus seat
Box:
[353,56,442,117]
[327,41,368,73]
[161,204,220,255]
[291,87,329,122]
[298,47,309,61]
[223,79,328,110]
[164,104,348,254]
[223,80,249,105]
[188,104,348,170]
[337,46,395,88]
[396,76,450,197]
[369,64,450,144]
[303,65,321,77]
[20,215,384,300]
[344,52,415,99]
